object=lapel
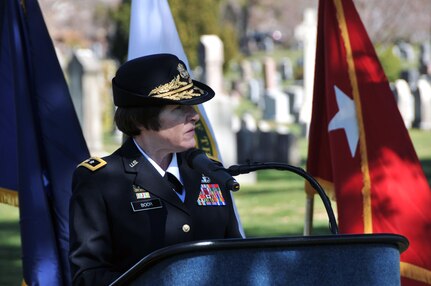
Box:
[120,138,190,215]
[178,152,203,207]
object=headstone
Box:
[240,59,253,82]
[285,85,305,122]
[236,114,258,164]
[263,57,278,90]
[67,49,104,155]
[251,59,263,77]
[262,57,294,124]
[276,126,300,166]
[279,57,294,81]
[419,42,431,75]
[247,78,262,106]
[399,68,420,90]
[199,35,224,96]
[393,41,416,62]
[253,122,299,165]
[199,35,245,180]
[256,121,278,162]
[394,79,415,129]
[294,8,317,135]
[417,77,431,130]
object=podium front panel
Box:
[111,234,407,286]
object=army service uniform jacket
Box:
[69,138,243,285]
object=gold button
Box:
[182,224,190,233]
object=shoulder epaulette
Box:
[77,157,107,172]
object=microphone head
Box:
[183,148,240,192]
[184,148,205,169]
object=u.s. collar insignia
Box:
[201,175,211,184]
[129,160,139,168]
[78,157,107,171]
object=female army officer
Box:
[69,54,244,285]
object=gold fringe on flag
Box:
[401,262,431,285]
[0,187,19,207]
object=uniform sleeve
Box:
[69,168,121,285]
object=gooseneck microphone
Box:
[185,148,240,192]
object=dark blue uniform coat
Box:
[69,139,242,285]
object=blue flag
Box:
[0,0,89,284]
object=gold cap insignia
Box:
[148,63,204,101]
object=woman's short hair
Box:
[114,105,164,136]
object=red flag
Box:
[306,0,431,284]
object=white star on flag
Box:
[328,85,359,157]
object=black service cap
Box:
[112,53,215,107]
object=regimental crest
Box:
[201,175,211,184]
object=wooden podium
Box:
[110,233,408,286]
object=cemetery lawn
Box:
[0,129,430,284]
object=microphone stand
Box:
[226,162,339,235]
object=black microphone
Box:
[185,148,240,192]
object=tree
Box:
[108,0,240,69]
[108,0,131,64]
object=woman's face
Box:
[146,105,200,153]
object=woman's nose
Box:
[187,106,200,122]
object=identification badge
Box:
[131,198,162,212]
[197,184,226,206]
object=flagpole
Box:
[303,196,314,235]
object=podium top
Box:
[111,233,408,286]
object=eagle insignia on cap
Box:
[177,63,189,79]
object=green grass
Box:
[235,170,335,237]
[0,204,22,285]
[1,129,430,284]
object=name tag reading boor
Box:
[131,198,162,212]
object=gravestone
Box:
[198,35,256,185]
[417,77,431,129]
[276,126,300,166]
[67,49,104,155]
[247,78,263,106]
[262,57,294,124]
[279,57,294,81]
[253,121,299,165]
[236,114,258,164]
[285,85,305,122]
[394,79,415,129]
[419,42,431,75]
[393,41,416,62]
[240,59,253,82]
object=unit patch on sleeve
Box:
[78,157,107,171]
[197,184,226,206]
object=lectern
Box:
[110,233,408,286]
[110,162,409,285]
